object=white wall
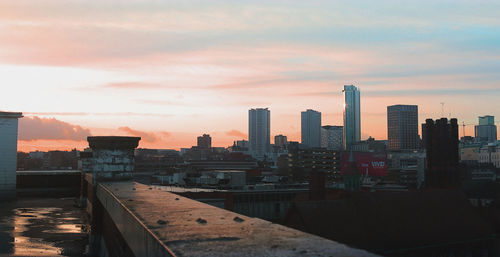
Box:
[0,117,20,199]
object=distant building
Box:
[387,151,426,188]
[235,140,249,148]
[301,109,321,148]
[351,137,387,153]
[343,85,361,150]
[287,144,341,181]
[197,134,212,149]
[0,111,23,200]
[343,152,361,191]
[274,135,288,148]
[475,115,497,143]
[387,105,419,150]
[422,118,460,188]
[479,141,500,168]
[321,125,343,150]
[249,108,271,157]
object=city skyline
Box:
[1,1,499,151]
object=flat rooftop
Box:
[0,111,23,118]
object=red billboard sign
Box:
[341,152,388,176]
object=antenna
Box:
[462,122,466,138]
[440,102,445,117]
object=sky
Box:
[1,0,499,151]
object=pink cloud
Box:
[19,116,91,141]
[118,127,159,143]
[225,129,247,139]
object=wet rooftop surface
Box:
[102,182,378,257]
[0,198,88,257]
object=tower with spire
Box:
[343,151,361,191]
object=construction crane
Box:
[461,122,472,138]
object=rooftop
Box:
[0,111,23,118]
[100,181,378,257]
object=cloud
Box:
[24,112,173,117]
[160,132,171,138]
[118,126,159,142]
[226,129,246,139]
[103,82,163,89]
[19,116,91,141]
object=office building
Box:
[321,125,343,150]
[287,143,341,181]
[343,85,361,150]
[197,134,212,149]
[0,112,23,200]
[249,108,271,157]
[387,105,419,150]
[301,109,321,148]
[475,115,497,143]
[274,135,287,147]
[422,118,459,188]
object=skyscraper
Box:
[0,111,23,200]
[301,109,321,148]
[387,105,419,150]
[422,118,459,188]
[274,135,288,147]
[343,85,361,150]
[321,125,343,150]
[475,115,497,143]
[197,134,211,149]
[249,108,270,157]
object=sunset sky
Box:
[1,0,499,151]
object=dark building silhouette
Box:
[343,151,361,191]
[309,171,326,200]
[422,118,460,188]
[387,105,419,150]
[197,134,212,149]
[283,190,496,256]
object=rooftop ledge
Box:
[87,136,141,150]
[0,111,23,118]
[97,182,378,257]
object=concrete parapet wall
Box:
[95,182,378,257]
[96,183,176,257]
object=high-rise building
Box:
[475,115,497,143]
[197,134,212,149]
[422,118,459,188]
[387,105,419,150]
[301,109,321,148]
[343,85,361,150]
[0,111,23,200]
[274,135,288,147]
[321,125,343,150]
[249,108,271,157]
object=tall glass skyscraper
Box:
[249,108,270,157]
[301,109,322,148]
[343,85,361,150]
[387,105,419,150]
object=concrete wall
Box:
[93,182,378,257]
[96,183,176,257]
[91,149,135,181]
[0,113,22,200]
